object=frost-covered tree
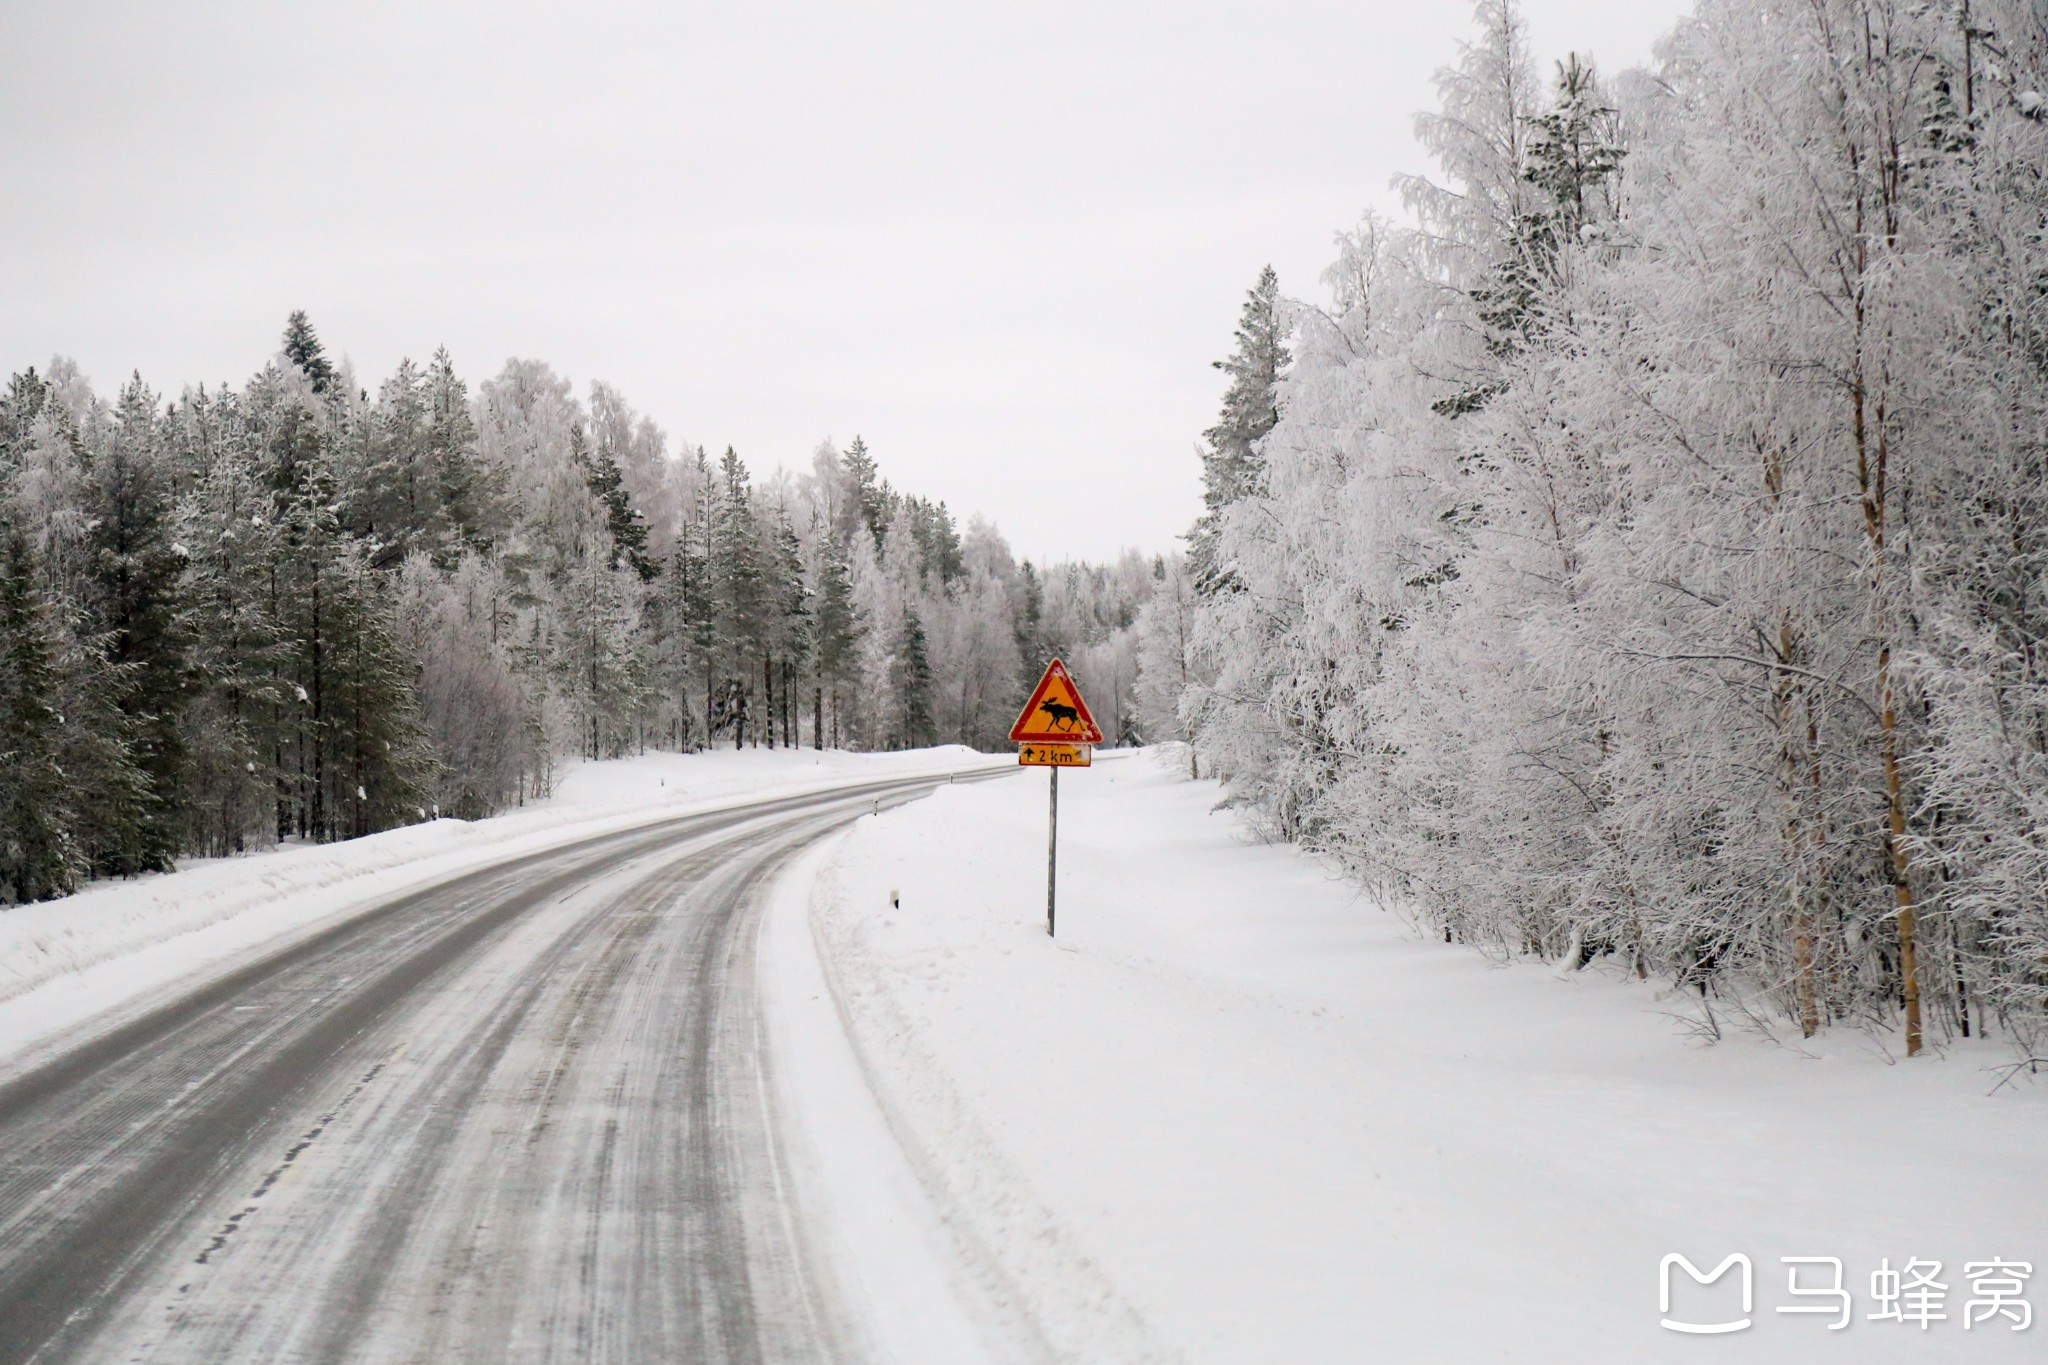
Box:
[281,310,336,397]
[888,605,936,750]
[0,522,86,902]
[1133,553,1201,775]
[81,377,191,873]
[1152,0,2048,1058]
[1189,266,1289,591]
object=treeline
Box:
[1138,0,2048,1054]
[0,315,1155,903]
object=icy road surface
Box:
[0,774,974,1365]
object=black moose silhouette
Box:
[1039,698,1083,732]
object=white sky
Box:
[0,1,1690,563]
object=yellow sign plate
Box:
[1018,743,1092,768]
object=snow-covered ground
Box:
[0,745,999,1071]
[773,751,2048,1363]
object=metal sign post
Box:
[1047,767,1059,937]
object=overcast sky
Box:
[1,1,1690,563]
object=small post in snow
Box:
[1010,659,1103,940]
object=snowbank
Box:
[793,753,2048,1362]
[0,746,1000,1070]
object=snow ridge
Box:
[806,850,1175,1364]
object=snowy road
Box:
[0,774,973,1365]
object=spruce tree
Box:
[424,348,498,559]
[0,522,84,903]
[350,357,428,565]
[663,474,714,751]
[709,447,766,744]
[556,532,647,760]
[889,606,936,750]
[1015,559,1046,680]
[178,447,287,855]
[1,367,50,467]
[82,377,191,873]
[580,427,656,581]
[282,310,336,396]
[1189,266,1288,592]
[685,451,721,742]
[810,527,859,748]
[907,497,964,585]
[1472,54,1624,358]
[841,435,888,549]
[324,544,436,835]
[767,515,812,746]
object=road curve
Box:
[0,772,977,1364]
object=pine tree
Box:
[249,359,328,505]
[1469,54,1625,360]
[906,496,965,585]
[660,467,714,752]
[709,447,766,745]
[178,447,286,855]
[556,532,647,760]
[1015,559,1045,680]
[810,525,860,748]
[282,310,336,396]
[766,514,811,746]
[268,441,371,842]
[324,544,437,835]
[841,435,887,549]
[0,522,85,903]
[348,357,429,566]
[889,605,935,750]
[685,450,722,743]
[1189,266,1289,591]
[424,347,498,559]
[1,367,50,466]
[81,376,191,873]
[580,426,656,581]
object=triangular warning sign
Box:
[1010,658,1104,744]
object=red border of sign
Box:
[1010,658,1104,744]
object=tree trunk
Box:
[1840,110,1921,1053]
[310,571,325,842]
[1771,618,1821,1038]
[1879,642,1921,1055]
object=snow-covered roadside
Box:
[794,753,2048,1363]
[758,833,1020,1365]
[0,746,1001,1071]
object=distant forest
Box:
[0,314,1157,902]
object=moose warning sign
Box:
[1014,659,1100,938]
[1009,658,1104,745]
